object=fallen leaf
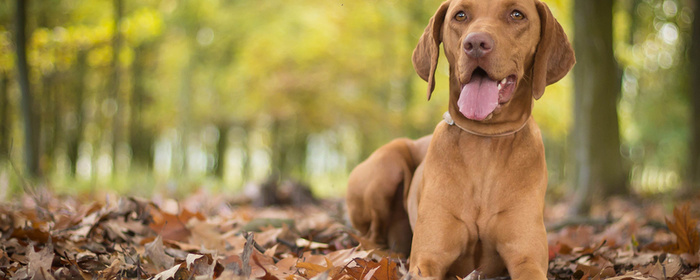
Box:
[26,244,55,280]
[97,258,122,279]
[665,204,700,255]
[150,263,187,280]
[145,235,175,270]
[296,257,334,278]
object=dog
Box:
[346,0,574,279]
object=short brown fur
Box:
[347,0,574,279]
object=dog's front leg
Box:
[492,210,549,280]
[408,201,469,279]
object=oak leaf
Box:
[665,204,700,255]
[145,235,175,270]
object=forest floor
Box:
[1,186,700,280]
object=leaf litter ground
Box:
[1,189,700,280]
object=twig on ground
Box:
[242,231,282,262]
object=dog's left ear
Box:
[532,1,575,100]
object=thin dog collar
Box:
[442,111,529,137]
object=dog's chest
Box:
[421,122,547,211]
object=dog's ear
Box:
[413,1,450,101]
[531,1,575,100]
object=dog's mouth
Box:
[458,68,517,121]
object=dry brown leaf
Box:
[25,244,55,280]
[7,191,700,280]
[145,235,175,270]
[371,258,398,280]
[665,204,700,255]
[255,227,286,247]
[326,247,370,268]
[251,253,281,280]
[600,271,651,280]
[148,210,191,242]
[362,266,380,280]
[97,258,122,279]
[150,263,185,280]
[341,258,399,280]
[187,218,226,251]
[185,254,213,277]
[296,257,335,278]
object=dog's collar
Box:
[442,111,528,137]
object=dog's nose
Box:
[463,32,494,58]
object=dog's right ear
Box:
[412,1,450,101]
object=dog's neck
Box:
[446,72,534,137]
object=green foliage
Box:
[615,0,692,194]
[0,0,694,197]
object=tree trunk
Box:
[68,50,87,176]
[627,0,642,45]
[570,0,627,215]
[215,123,229,178]
[129,44,154,170]
[270,119,285,176]
[238,124,251,184]
[41,73,59,172]
[291,129,307,180]
[176,57,192,177]
[0,72,9,160]
[15,0,40,177]
[111,0,123,175]
[689,0,700,191]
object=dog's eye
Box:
[455,11,467,21]
[510,10,525,20]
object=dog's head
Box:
[413,0,575,122]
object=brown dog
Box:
[346,135,431,255]
[346,0,575,279]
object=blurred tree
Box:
[0,71,8,160]
[67,50,88,176]
[615,0,691,195]
[34,0,61,174]
[129,43,155,170]
[15,0,40,177]
[111,0,124,175]
[0,12,10,162]
[570,0,628,215]
[123,6,162,173]
[690,0,700,190]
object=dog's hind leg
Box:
[346,136,430,256]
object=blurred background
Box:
[0,0,697,215]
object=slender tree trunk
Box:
[0,73,9,160]
[270,119,285,176]
[111,0,123,175]
[53,75,63,167]
[41,73,59,172]
[689,0,700,191]
[570,0,627,215]
[15,0,40,177]
[292,130,308,180]
[239,124,251,184]
[176,57,192,177]
[129,44,154,170]
[285,118,307,180]
[68,50,87,176]
[627,0,642,45]
[215,123,229,178]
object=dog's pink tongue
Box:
[458,73,499,121]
